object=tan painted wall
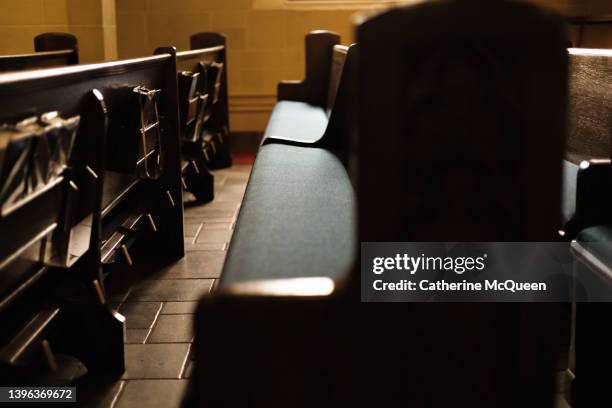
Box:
[0,0,116,62]
[117,0,611,131]
[116,0,364,130]
[1,1,609,131]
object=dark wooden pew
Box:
[0,33,78,72]
[184,30,357,408]
[0,51,184,383]
[357,2,567,407]
[217,33,356,285]
[187,1,568,407]
[560,47,612,406]
[263,30,342,145]
[562,48,612,238]
[190,32,232,170]
[166,32,233,202]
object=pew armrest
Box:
[277,80,309,102]
[189,289,352,407]
[219,277,341,298]
[276,31,340,105]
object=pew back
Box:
[567,48,612,162]
[358,0,568,242]
[0,33,78,73]
[356,1,568,406]
[190,33,230,136]
[0,53,183,307]
[175,45,225,138]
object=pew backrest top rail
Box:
[0,49,77,73]
[175,46,224,74]
[0,54,170,101]
[176,46,224,62]
[0,32,78,73]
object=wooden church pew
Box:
[167,32,233,202]
[190,32,232,170]
[562,48,612,238]
[560,47,612,406]
[218,32,357,286]
[184,30,358,407]
[186,1,568,407]
[357,2,566,407]
[0,33,78,72]
[0,51,184,383]
[263,31,342,144]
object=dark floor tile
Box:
[182,361,194,379]
[193,201,240,210]
[162,302,198,314]
[125,329,149,344]
[182,191,197,203]
[213,192,246,203]
[214,164,251,175]
[123,343,190,379]
[148,315,193,343]
[184,208,237,219]
[184,200,238,211]
[155,251,226,279]
[184,242,227,251]
[115,380,188,408]
[195,228,233,245]
[214,175,227,187]
[555,395,571,408]
[129,279,214,302]
[108,286,132,308]
[183,223,202,238]
[202,221,234,230]
[225,176,249,185]
[221,184,247,194]
[119,302,163,329]
[78,380,125,408]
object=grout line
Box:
[142,302,164,344]
[191,223,204,244]
[177,343,193,380]
[109,380,126,408]
[140,328,152,344]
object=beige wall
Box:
[0,0,116,63]
[0,1,610,131]
[116,0,363,131]
[117,0,611,132]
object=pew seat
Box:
[222,143,355,283]
[219,32,355,285]
[264,101,327,144]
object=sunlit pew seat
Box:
[263,101,328,144]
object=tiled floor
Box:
[85,164,251,408]
[77,162,575,408]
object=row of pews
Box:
[0,32,231,384]
[186,1,611,408]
